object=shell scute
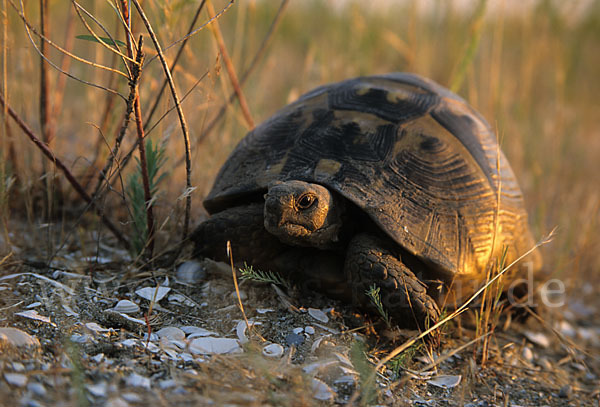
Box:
[204,73,541,278]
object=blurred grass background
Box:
[2,0,599,295]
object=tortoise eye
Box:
[297,194,316,210]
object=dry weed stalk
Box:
[198,0,289,144]
[144,0,207,129]
[0,93,130,249]
[132,0,193,241]
[206,0,254,130]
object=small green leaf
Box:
[76,35,126,47]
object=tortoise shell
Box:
[204,73,541,280]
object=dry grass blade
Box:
[374,229,556,373]
[143,0,207,129]
[131,0,193,240]
[149,0,235,63]
[91,35,145,200]
[9,0,126,100]
[12,0,130,79]
[0,92,130,250]
[39,0,51,145]
[198,0,289,144]
[71,0,134,76]
[227,241,251,339]
[206,0,254,129]
[450,0,487,92]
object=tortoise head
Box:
[264,180,344,249]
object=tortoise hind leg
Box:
[344,234,441,330]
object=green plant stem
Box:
[120,0,153,259]
[143,0,207,130]
[132,0,192,241]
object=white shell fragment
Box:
[62,304,79,317]
[311,378,335,401]
[308,308,329,323]
[86,382,108,397]
[236,320,249,344]
[125,373,151,389]
[4,373,28,387]
[135,285,171,302]
[0,327,40,349]
[111,300,140,314]
[85,322,111,333]
[427,375,462,389]
[15,310,56,327]
[168,293,198,307]
[262,343,284,358]
[156,326,185,341]
[189,337,242,355]
[25,302,42,309]
[182,326,218,338]
[524,331,551,348]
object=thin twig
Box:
[197,0,288,144]
[12,0,130,79]
[0,92,130,249]
[92,35,145,199]
[145,71,208,137]
[206,0,254,129]
[71,0,134,77]
[49,6,75,136]
[10,0,126,100]
[145,0,235,65]
[143,0,207,129]
[121,0,153,258]
[101,70,208,197]
[132,0,193,240]
[39,0,51,145]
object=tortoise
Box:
[192,73,542,329]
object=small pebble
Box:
[524,331,550,348]
[522,346,534,362]
[27,382,47,397]
[159,379,176,390]
[308,308,329,323]
[292,327,304,335]
[0,327,41,350]
[176,261,206,284]
[87,382,108,397]
[286,333,305,346]
[4,373,28,387]
[558,384,572,398]
[305,326,315,335]
[125,373,151,389]
[230,290,247,300]
[311,378,335,401]
[122,393,142,402]
[537,357,552,371]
